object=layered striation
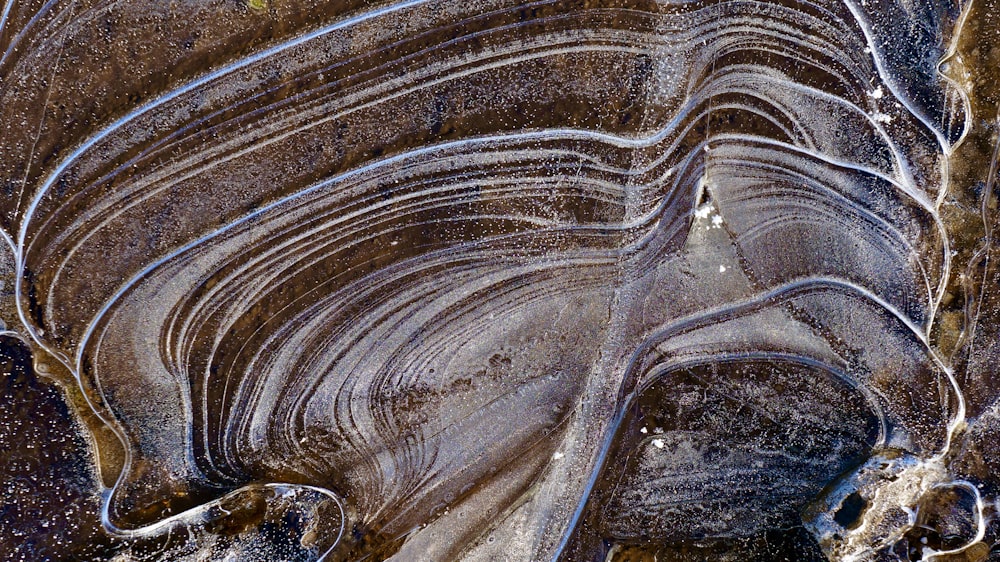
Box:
[0,0,987,560]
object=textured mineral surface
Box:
[2,0,1000,560]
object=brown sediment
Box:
[937,0,1000,418]
[0,0,993,559]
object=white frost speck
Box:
[694,203,713,219]
[873,112,893,124]
[553,451,564,460]
[652,439,665,449]
[868,85,884,99]
[719,264,727,273]
[711,214,723,227]
[640,426,648,434]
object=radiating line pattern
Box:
[0,0,979,559]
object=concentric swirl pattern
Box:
[0,0,984,559]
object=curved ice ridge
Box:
[0,0,983,559]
